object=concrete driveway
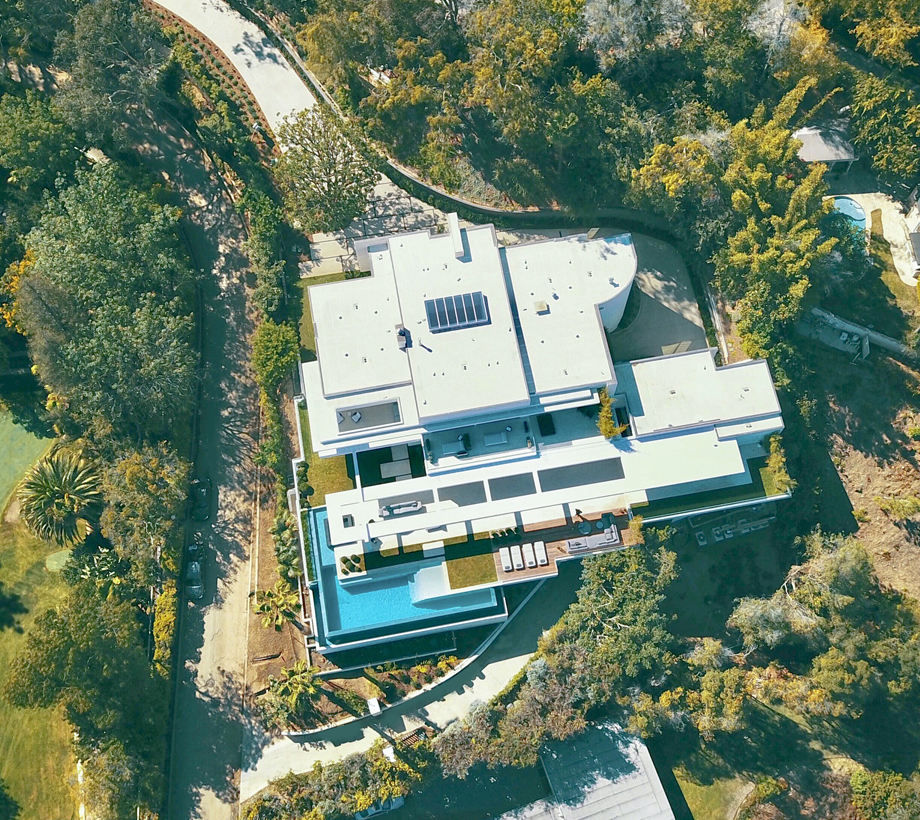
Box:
[608,234,707,362]
[151,0,316,132]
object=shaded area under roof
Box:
[792,120,857,163]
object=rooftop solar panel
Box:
[424,291,490,332]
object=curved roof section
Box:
[504,233,637,395]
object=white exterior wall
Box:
[598,285,633,333]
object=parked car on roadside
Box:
[187,529,205,561]
[190,477,212,521]
[185,559,204,600]
[354,797,405,819]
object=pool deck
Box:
[490,511,636,583]
[826,190,918,286]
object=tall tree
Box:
[274,106,378,233]
[53,0,169,145]
[4,582,168,819]
[0,90,79,191]
[16,162,197,440]
[850,75,920,184]
[99,442,190,584]
[252,580,302,631]
[251,320,300,395]
[17,450,102,546]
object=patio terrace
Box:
[441,507,636,587]
[425,417,537,472]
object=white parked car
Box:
[354,797,405,819]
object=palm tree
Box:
[269,660,322,716]
[18,451,103,546]
[251,579,300,631]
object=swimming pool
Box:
[309,508,505,647]
[833,196,867,232]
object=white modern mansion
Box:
[297,215,787,651]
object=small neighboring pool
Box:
[833,196,867,232]
[309,508,505,647]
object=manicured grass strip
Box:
[674,768,751,820]
[297,405,354,507]
[446,544,498,589]
[0,520,75,820]
[870,210,920,337]
[0,414,51,510]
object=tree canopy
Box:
[99,442,191,584]
[54,0,170,145]
[4,581,168,819]
[15,161,197,441]
[274,106,378,233]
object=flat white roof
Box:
[792,121,856,163]
[311,260,409,396]
[505,234,636,394]
[391,223,530,421]
[308,221,529,424]
[615,349,782,437]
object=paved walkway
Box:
[151,0,316,133]
[239,561,584,801]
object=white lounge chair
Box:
[523,543,536,568]
[534,540,548,566]
[511,544,524,570]
[499,547,513,572]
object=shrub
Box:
[597,387,627,439]
[337,688,368,716]
[738,777,787,820]
[908,425,920,441]
[251,320,300,394]
[850,769,920,820]
[254,389,286,474]
[874,495,920,520]
[271,510,302,583]
[152,580,179,677]
[629,515,645,545]
[767,433,795,493]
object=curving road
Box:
[151,0,316,133]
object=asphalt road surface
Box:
[135,118,260,820]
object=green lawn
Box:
[673,767,751,820]
[297,404,354,507]
[295,276,360,507]
[0,415,73,819]
[0,520,75,820]
[0,414,51,509]
[823,209,920,343]
[445,542,498,589]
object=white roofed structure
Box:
[614,349,782,439]
[504,233,635,396]
[296,215,787,652]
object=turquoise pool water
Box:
[833,196,867,232]
[309,508,504,646]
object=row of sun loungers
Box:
[499,541,548,572]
